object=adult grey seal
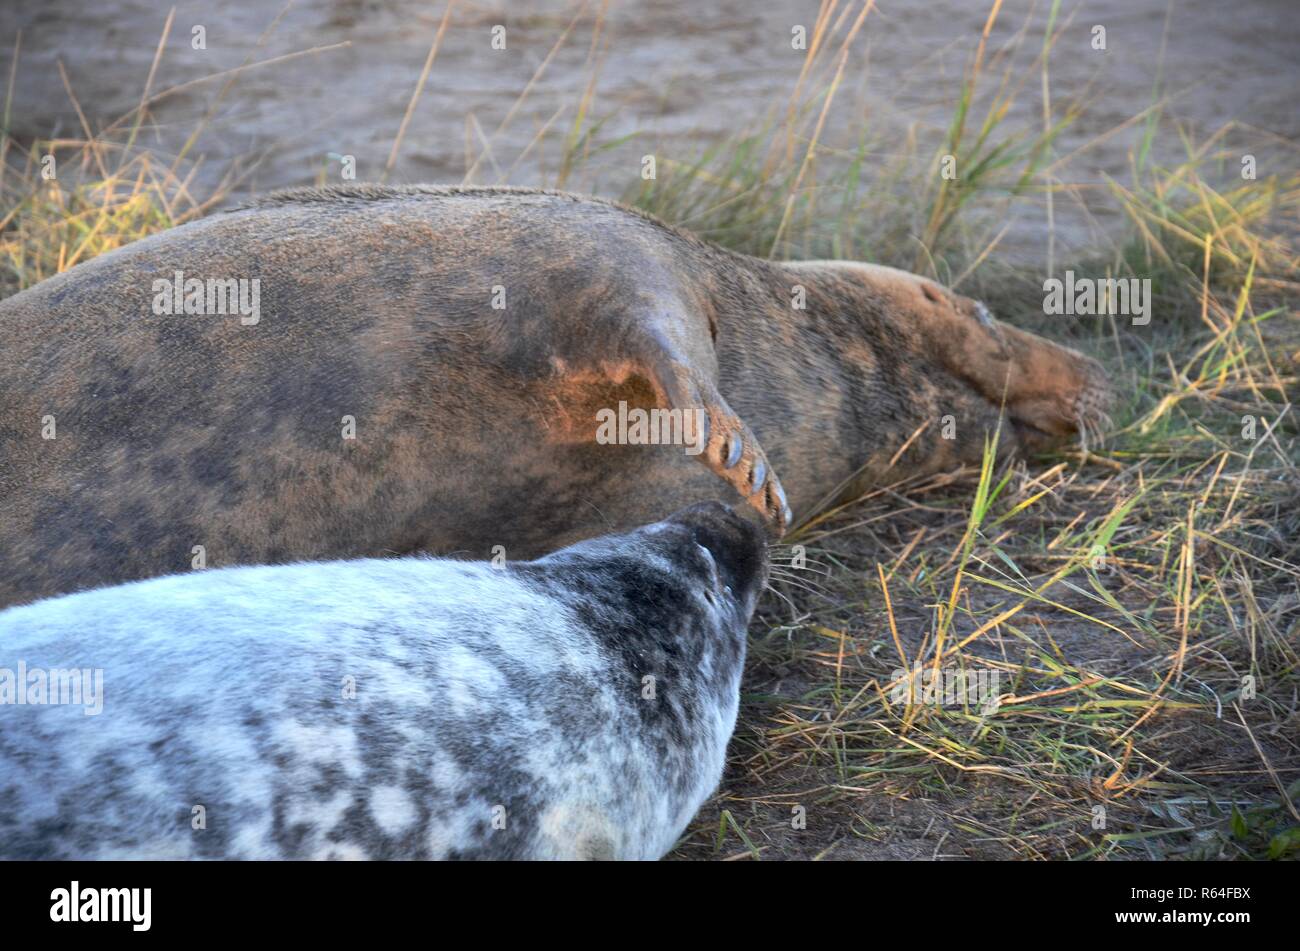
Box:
[0,185,1111,607]
[0,502,767,860]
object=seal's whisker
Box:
[768,578,831,599]
[766,571,834,599]
[768,565,833,585]
[768,563,833,580]
[761,581,804,616]
[764,549,836,577]
[766,563,836,583]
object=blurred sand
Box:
[2,0,1297,263]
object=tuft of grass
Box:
[0,147,220,297]
[0,15,286,297]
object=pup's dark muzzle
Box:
[664,501,770,606]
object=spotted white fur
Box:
[0,503,766,860]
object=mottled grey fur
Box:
[0,502,767,860]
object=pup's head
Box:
[641,501,771,621]
[535,502,770,625]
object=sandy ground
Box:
[3,0,1298,264]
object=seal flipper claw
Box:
[767,480,792,530]
[725,435,744,469]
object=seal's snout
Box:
[663,502,770,609]
[949,295,1116,451]
[1004,341,1115,451]
[1071,354,1117,451]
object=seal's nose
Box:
[665,502,769,606]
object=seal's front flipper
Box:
[538,304,790,536]
[644,354,791,537]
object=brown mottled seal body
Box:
[0,186,1109,606]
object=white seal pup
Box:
[0,502,767,860]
